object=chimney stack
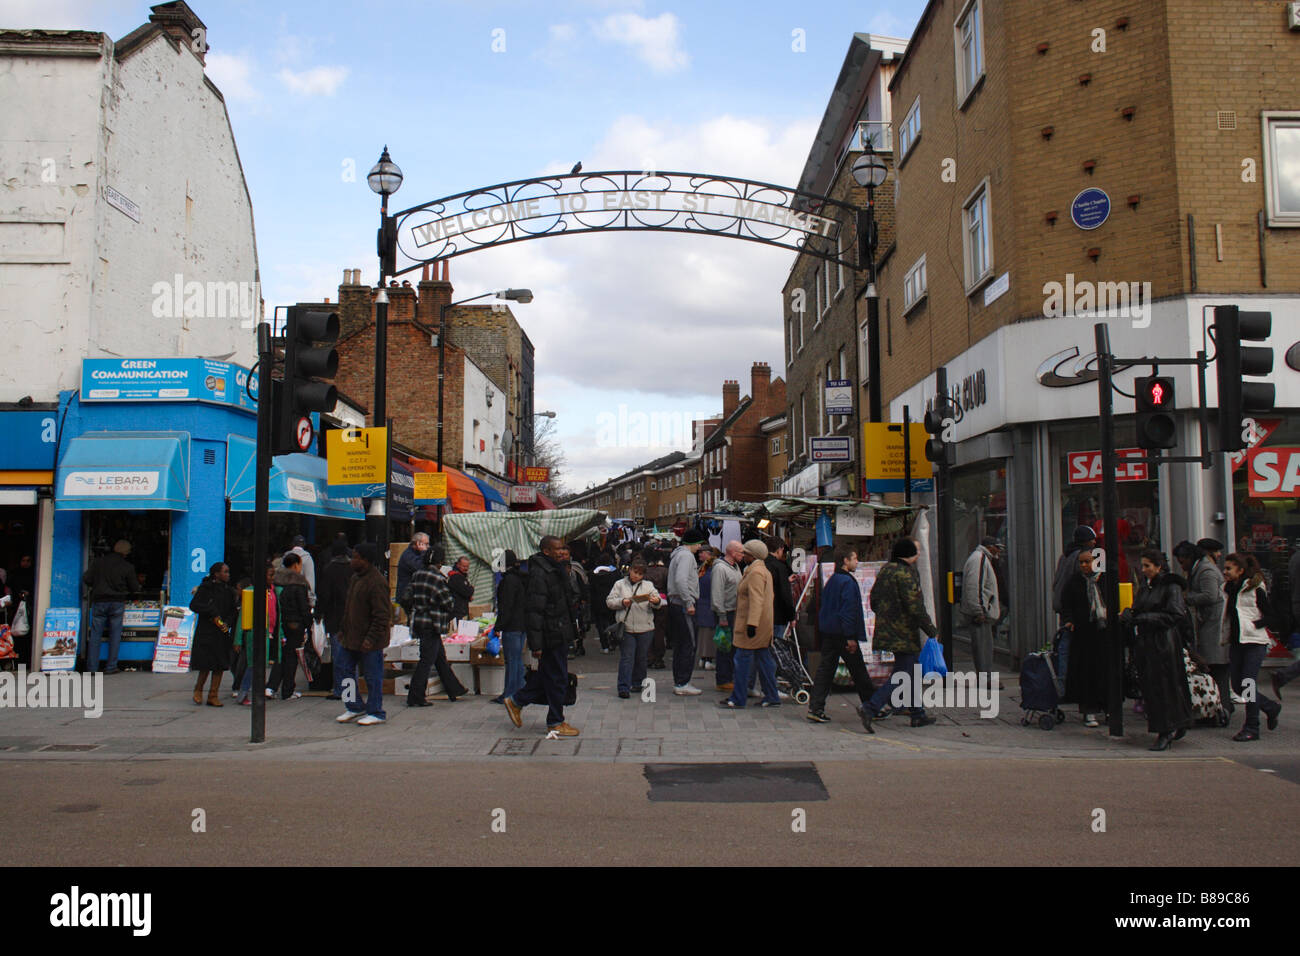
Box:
[337,267,372,339]
[722,379,740,418]
[750,361,771,412]
[149,2,207,66]
[418,259,453,325]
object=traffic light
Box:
[1213,305,1274,452]
[923,407,952,465]
[1134,375,1176,450]
[277,306,338,455]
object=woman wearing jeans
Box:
[1223,553,1282,741]
[493,550,529,704]
[607,559,660,699]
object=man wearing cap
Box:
[956,536,1003,683]
[718,540,780,709]
[667,528,707,695]
[335,542,391,726]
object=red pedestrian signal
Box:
[1135,375,1176,450]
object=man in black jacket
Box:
[765,538,797,642]
[493,550,529,703]
[82,540,137,673]
[315,537,353,699]
[503,536,579,737]
[447,556,474,619]
[274,552,312,699]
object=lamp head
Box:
[367,146,403,197]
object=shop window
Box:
[1232,415,1300,631]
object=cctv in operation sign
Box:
[326,427,387,495]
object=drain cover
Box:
[39,744,101,752]
[54,803,100,813]
[644,762,829,803]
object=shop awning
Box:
[468,476,509,512]
[226,435,364,520]
[55,431,190,511]
[407,460,485,513]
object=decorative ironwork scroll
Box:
[389,171,862,276]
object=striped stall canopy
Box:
[442,508,608,601]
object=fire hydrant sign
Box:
[411,472,448,504]
[326,427,387,493]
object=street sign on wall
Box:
[326,426,387,493]
[810,436,851,462]
[862,423,932,493]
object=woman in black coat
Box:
[189,562,238,706]
[1061,548,1108,726]
[1121,549,1194,750]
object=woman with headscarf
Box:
[1223,552,1282,741]
[1061,548,1109,726]
[189,562,238,706]
[1120,549,1194,750]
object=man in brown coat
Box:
[335,542,392,726]
[719,540,780,708]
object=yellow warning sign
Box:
[326,427,387,488]
[412,472,448,503]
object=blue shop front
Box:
[52,359,364,667]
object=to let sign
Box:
[1067,448,1149,484]
[1246,447,1300,498]
[523,466,550,483]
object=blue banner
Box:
[0,410,59,470]
[81,358,258,412]
[39,607,82,671]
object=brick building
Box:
[326,265,535,485]
[782,33,907,498]
[701,363,787,509]
[868,0,1300,664]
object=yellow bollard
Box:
[1118,582,1133,613]
[241,587,254,630]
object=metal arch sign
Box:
[389,171,863,274]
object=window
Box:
[836,234,845,292]
[800,392,807,455]
[1264,112,1300,226]
[798,305,805,351]
[899,96,921,160]
[771,437,780,454]
[955,0,984,106]
[815,373,823,437]
[904,254,928,313]
[823,257,833,309]
[814,267,823,321]
[962,179,993,290]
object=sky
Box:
[6,0,930,491]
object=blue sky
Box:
[11,0,930,490]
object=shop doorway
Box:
[0,504,39,665]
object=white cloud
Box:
[548,23,577,43]
[592,12,689,73]
[205,52,259,102]
[277,65,349,96]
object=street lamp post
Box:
[367,146,403,552]
[853,144,888,496]
[437,289,534,534]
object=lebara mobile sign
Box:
[81,358,257,412]
[62,471,160,497]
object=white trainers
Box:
[749,688,763,699]
[265,688,275,699]
[356,714,386,726]
[336,710,364,723]
[703,661,715,671]
[288,691,303,700]
[673,683,703,696]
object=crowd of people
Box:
[71,516,1296,750]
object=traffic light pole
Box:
[1094,324,1125,739]
[252,322,272,744]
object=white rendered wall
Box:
[463,356,508,474]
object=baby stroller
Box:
[1019,629,1067,730]
[771,623,813,705]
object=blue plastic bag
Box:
[485,631,501,656]
[920,636,947,679]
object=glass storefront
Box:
[1232,415,1299,634]
[952,458,1011,656]
[1054,421,1160,591]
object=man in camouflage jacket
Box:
[864,538,938,726]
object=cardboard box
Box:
[444,640,473,662]
[477,666,504,696]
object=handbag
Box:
[311,619,327,656]
[564,672,578,706]
[11,601,29,637]
[713,623,733,652]
[299,642,321,683]
[0,623,13,660]
[920,636,948,678]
